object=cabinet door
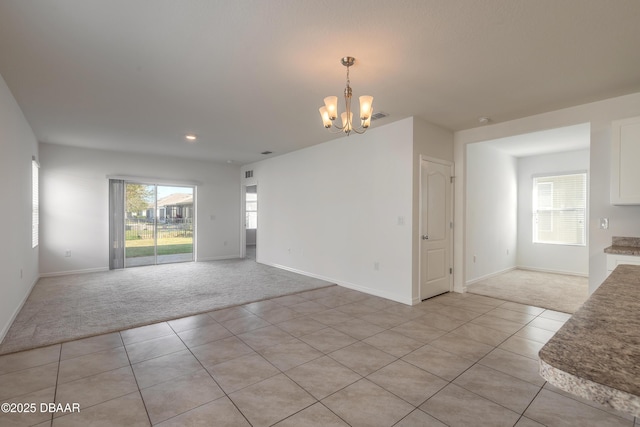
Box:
[606,254,640,271]
[611,116,640,205]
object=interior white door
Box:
[420,159,452,300]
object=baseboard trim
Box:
[0,275,39,344]
[266,262,413,306]
[465,266,517,287]
[337,280,413,306]
[40,267,109,278]
[516,266,589,278]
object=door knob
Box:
[422,235,429,240]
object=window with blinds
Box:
[533,172,586,246]
[32,158,39,248]
[246,192,257,230]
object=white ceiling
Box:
[483,123,591,158]
[1,0,639,165]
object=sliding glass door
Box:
[156,185,194,265]
[125,183,156,267]
[124,183,194,267]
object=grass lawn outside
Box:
[125,237,193,258]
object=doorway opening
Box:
[124,183,195,267]
[463,123,590,311]
[245,185,257,261]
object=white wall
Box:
[243,118,416,304]
[455,92,640,294]
[39,144,241,276]
[517,149,590,275]
[0,74,39,341]
[465,143,518,284]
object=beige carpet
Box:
[0,259,333,355]
[466,269,589,314]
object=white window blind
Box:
[32,159,39,248]
[533,172,586,246]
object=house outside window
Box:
[533,172,586,246]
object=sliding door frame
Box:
[108,175,199,268]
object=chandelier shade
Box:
[319,57,373,135]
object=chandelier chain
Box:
[346,65,350,88]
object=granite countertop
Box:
[605,246,640,256]
[538,264,640,417]
[604,236,640,256]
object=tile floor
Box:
[0,286,637,427]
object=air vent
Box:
[371,112,388,121]
[261,151,273,155]
[245,170,253,178]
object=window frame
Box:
[32,157,39,248]
[245,192,257,230]
[532,171,587,247]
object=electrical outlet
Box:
[65,250,71,257]
[374,261,380,271]
[473,255,477,263]
[599,218,609,229]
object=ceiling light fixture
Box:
[319,56,373,135]
[185,134,197,142]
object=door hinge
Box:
[449,268,453,274]
[450,221,453,229]
[450,176,454,184]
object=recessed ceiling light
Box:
[185,134,197,142]
[478,117,491,124]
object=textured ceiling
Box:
[1,0,639,164]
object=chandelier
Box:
[319,56,373,135]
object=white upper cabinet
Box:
[611,116,640,205]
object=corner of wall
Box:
[0,274,39,343]
[0,72,40,342]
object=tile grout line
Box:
[512,384,546,427]
[47,344,63,427]
[174,315,264,427]
[395,299,546,423]
[219,293,397,425]
[119,330,153,427]
[51,333,144,425]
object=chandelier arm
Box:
[327,126,347,134]
[331,118,346,131]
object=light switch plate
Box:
[599,218,609,229]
